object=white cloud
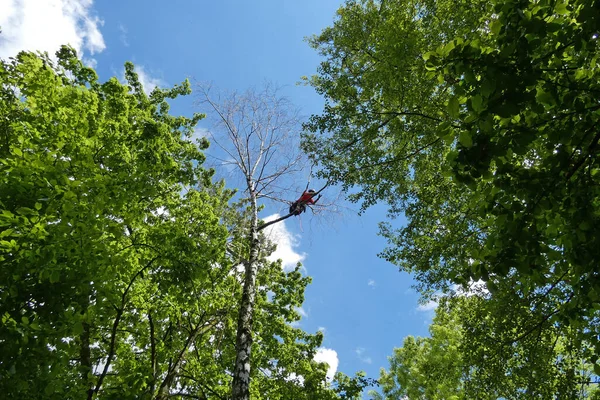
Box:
[314,348,338,381]
[262,214,306,272]
[118,64,166,95]
[118,23,128,47]
[317,326,326,333]
[0,0,106,61]
[192,126,210,141]
[416,299,438,312]
[368,279,376,287]
[133,65,165,95]
[355,347,372,364]
[295,306,308,319]
[82,56,97,69]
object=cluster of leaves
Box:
[305,0,600,395]
[0,48,364,399]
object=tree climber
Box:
[289,189,321,216]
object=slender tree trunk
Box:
[80,320,93,398]
[155,322,204,400]
[79,292,93,399]
[149,313,157,396]
[231,193,260,400]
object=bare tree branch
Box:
[257,212,295,232]
[195,83,306,201]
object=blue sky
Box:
[0,0,435,393]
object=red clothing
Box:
[298,191,316,205]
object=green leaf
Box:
[555,3,568,15]
[579,221,590,231]
[16,207,34,216]
[448,97,460,118]
[443,40,456,55]
[423,51,437,61]
[481,80,495,98]
[495,102,519,118]
[535,87,555,107]
[0,229,14,238]
[49,270,60,283]
[436,121,452,137]
[490,20,502,35]
[459,131,473,147]
[470,95,483,112]
[72,322,84,335]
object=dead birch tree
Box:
[196,83,314,400]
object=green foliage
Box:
[0,47,354,399]
[0,46,211,398]
[305,0,600,392]
[371,297,600,399]
[370,298,471,400]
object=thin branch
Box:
[375,109,445,123]
[149,312,157,395]
[169,392,205,399]
[565,128,600,180]
[92,256,160,399]
[257,212,295,232]
[506,292,575,345]
[178,373,227,400]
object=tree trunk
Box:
[155,323,203,400]
[79,292,93,399]
[80,320,93,398]
[231,193,260,400]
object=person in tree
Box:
[289,189,321,216]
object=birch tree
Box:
[197,83,318,400]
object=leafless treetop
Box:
[196,83,306,204]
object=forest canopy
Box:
[0,47,368,399]
[1,0,600,397]
[304,0,600,396]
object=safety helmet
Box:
[308,189,315,193]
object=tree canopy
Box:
[304,0,600,391]
[0,47,363,399]
[4,0,600,396]
[372,296,600,399]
